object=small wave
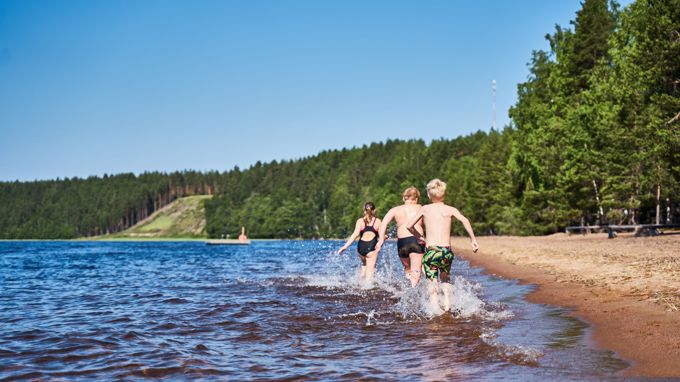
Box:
[0,349,19,358]
[130,366,185,378]
[62,351,113,363]
[161,297,189,304]
[29,344,93,356]
[121,330,144,340]
[337,311,372,319]
[248,364,270,373]
[132,292,164,299]
[334,309,397,326]
[480,330,543,366]
[5,371,44,380]
[152,322,178,330]
[108,316,133,324]
[8,328,49,342]
[32,354,59,364]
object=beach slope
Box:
[452,233,680,377]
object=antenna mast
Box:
[492,79,497,130]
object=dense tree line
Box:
[1,0,677,239]
[509,0,679,233]
[203,131,515,238]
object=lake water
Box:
[0,240,647,381]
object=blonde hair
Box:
[402,186,420,201]
[363,202,376,224]
[426,178,447,200]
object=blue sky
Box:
[0,0,632,181]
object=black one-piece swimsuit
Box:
[357,218,378,256]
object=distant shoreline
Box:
[453,233,680,377]
[0,237,204,241]
[0,237,344,242]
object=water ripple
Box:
[0,240,630,381]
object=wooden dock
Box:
[205,239,251,245]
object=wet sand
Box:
[452,233,680,377]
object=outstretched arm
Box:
[375,209,395,252]
[449,207,479,252]
[406,207,425,243]
[338,220,361,254]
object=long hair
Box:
[363,202,376,225]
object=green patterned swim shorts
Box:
[422,246,455,280]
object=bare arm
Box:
[406,207,426,243]
[338,219,362,254]
[449,207,479,252]
[375,209,395,252]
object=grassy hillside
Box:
[102,195,211,239]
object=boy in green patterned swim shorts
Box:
[406,178,479,313]
[422,245,455,280]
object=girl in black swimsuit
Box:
[337,202,383,282]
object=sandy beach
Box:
[452,233,680,377]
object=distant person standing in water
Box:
[238,226,248,243]
[375,187,426,287]
[406,179,479,312]
[338,202,382,282]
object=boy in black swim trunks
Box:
[406,179,479,313]
[375,187,426,287]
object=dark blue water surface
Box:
[0,240,642,380]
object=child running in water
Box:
[338,202,383,282]
[375,187,426,287]
[406,179,479,312]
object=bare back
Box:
[358,217,379,241]
[392,204,423,238]
[420,203,457,247]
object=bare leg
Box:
[398,256,412,283]
[441,272,452,312]
[358,254,367,279]
[408,252,424,287]
[399,256,410,272]
[428,278,440,309]
[364,250,379,281]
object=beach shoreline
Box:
[452,233,680,377]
